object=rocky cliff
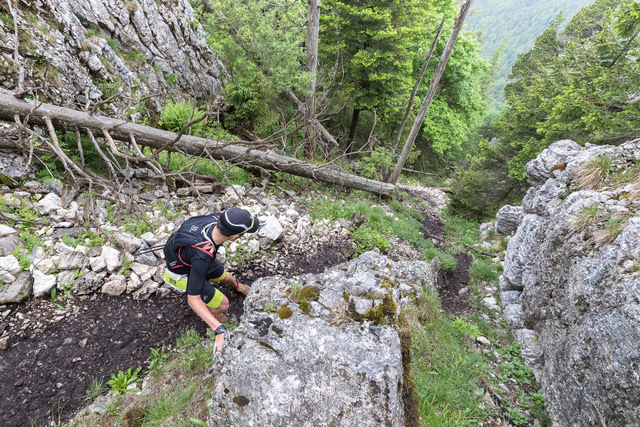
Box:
[0,0,223,112]
[500,139,640,425]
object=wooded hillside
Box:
[451,0,640,219]
[467,0,596,102]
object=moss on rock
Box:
[277,304,293,319]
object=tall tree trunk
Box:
[387,0,473,185]
[0,94,396,196]
[305,0,321,159]
[346,108,361,153]
[391,16,446,154]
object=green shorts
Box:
[163,269,225,308]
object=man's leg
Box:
[208,294,229,322]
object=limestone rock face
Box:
[208,252,438,427]
[0,0,223,110]
[501,139,640,426]
[494,205,523,235]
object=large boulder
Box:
[501,139,640,425]
[208,252,438,427]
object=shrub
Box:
[11,245,31,271]
[147,345,172,377]
[359,147,394,181]
[161,101,207,135]
[107,367,141,394]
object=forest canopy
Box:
[450,0,640,219]
[466,0,597,103]
[193,0,490,179]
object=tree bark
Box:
[305,0,321,159]
[346,108,361,153]
[0,94,395,196]
[387,0,473,185]
[391,16,446,154]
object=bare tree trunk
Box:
[391,16,446,154]
[346,108,361,153]
[0,94,395,196]
[305,0,321,159]
[387,0,473,185]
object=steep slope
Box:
[0,0,223,111]
[500,139,640,425]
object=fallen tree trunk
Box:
[0,93,395,196]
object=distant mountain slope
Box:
[467,0,596,103]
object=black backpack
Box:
[164,214,221,271]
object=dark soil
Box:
[0,240,350,427]
[437,252,473,315]
[420,211,446,248]
[0,293,207,427]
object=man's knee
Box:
[218,295,229,311]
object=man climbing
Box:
[163,207,260,354]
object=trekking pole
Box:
[134,244,166,255]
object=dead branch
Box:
[7,0,25,96]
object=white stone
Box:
[36,193,62,214]
[89,256,107,272]
[130,262,155,281]
[141,231,169,246]
[126,273,142,293]
[101,246,122,273]
[0,270,16,283]
[58,252,86,270]
[0,224,17,237]
[0,255,22,277]
[54,241,75,254]
[112,231,144,254]
[33,257,58,274]
[101,274,126,296]
[257,215,284,249]
[216,246,226,263]
[482,296,499,311]
[33,269,57,297]
[247,239,260,253]
[476,336,491,346]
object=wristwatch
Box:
[214,325,227,336]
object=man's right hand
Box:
[213,333,224,355]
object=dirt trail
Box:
[0,239,351,427]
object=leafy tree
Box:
[194,0,310,133]
[466,0,597,103]
[319,0,429,147]
[319,0,489,170]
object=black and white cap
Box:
[218,208,260,236]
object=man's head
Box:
[217,207,260,237]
